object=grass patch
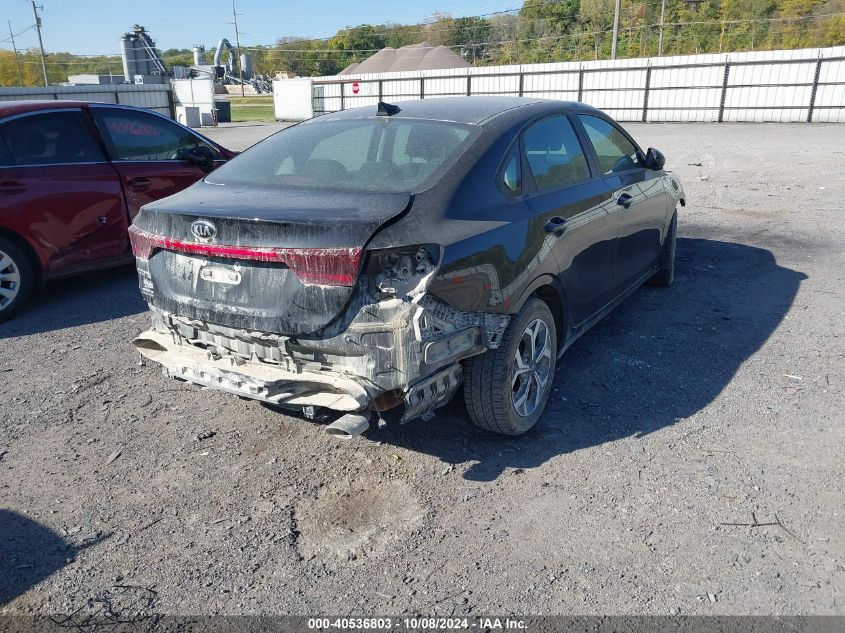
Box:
[230,104,276,122]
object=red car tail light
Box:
[128,225,362,287]
[128,224,156,260]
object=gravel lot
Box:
[1,121,843,617]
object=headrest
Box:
[404,125,456,161]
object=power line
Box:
[0,24,35,45]
[12,9,840,61]
[241,6,526,47]
[7,21,24,86]
[3,9,842,78]
[231,0,245,97]
[239,11,845,55]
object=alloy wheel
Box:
[511,318,553,417]
[0,249,21,310]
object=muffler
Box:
[324,413,370,439]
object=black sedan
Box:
[129,97,686,437]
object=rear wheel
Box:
[463,298,557,436]
[648,212,676,287]
[0,237,34,322]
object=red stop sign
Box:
[351,82,360,95]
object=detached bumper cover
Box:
[134,329,368,411]
[134,295,509,421]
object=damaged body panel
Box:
[134,275,508,420]
[132,97,684,432]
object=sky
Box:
[2,0,521,56]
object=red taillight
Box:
[128,224,155,260]
[128,225,362,287]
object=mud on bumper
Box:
[134,295,508,423]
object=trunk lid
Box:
[133,180,412,336]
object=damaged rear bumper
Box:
[134,295,508,423]
[134,329,370,411]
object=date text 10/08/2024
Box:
[307,618,527,630]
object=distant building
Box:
[67,74,125,85]
[339,42,471,75]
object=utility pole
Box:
[232,0,245,97]
[658,0,667,57]
[611,0,621,59]
[8,21,24,86]
[31,1,49,86]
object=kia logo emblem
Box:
[191,220,217,242]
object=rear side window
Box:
[207,118,477,194]
[0,134,11,167]
[0,111,105,166]
[579,115,642,174]
[499,147,521,195]
[93,108,219,161]
[523,115,590,192]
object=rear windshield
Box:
[206,118,478,193]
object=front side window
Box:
[0,111,105,166]
[523,115,590,193]
[579,115,642,174]
[206,118,477,194]
[93,108,219,161]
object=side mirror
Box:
[186,145,215,172]
[644,147,666,171]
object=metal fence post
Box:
[577,67,584,103]
[807,57,823,123]
[420,77,425,99]
[467,75,472,97]
[718,62,731,123]
[642,66,651,123]
[339,81,345,111]
[518,72,524,97]
[378,79,383,102]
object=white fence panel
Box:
[582,68,647,91]
[381,79,422,101]
[270,46,845,122]
[522,71,579,99]
[0,84,172,116]
[470,74,520,95]
[650,65,723,88]
[647,87,722,122]
[426,76,465,97]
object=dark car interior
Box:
[301,122,469,192]
[210,118,476,194]
[0,113,104,166]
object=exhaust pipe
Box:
[324,413,370,439]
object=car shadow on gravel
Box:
[377,237,807,481]
[0,265,145,339]
[0,509,75,606]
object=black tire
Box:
[648,212,677,287]
[463,298,557,436]
[0,236,35,322]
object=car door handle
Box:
[127,177,151,188]
[543,216,568,236]
[0,180,25,195]
[617,193,634,209]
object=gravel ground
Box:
[0,122,843,617]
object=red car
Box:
[0,100,234,320]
